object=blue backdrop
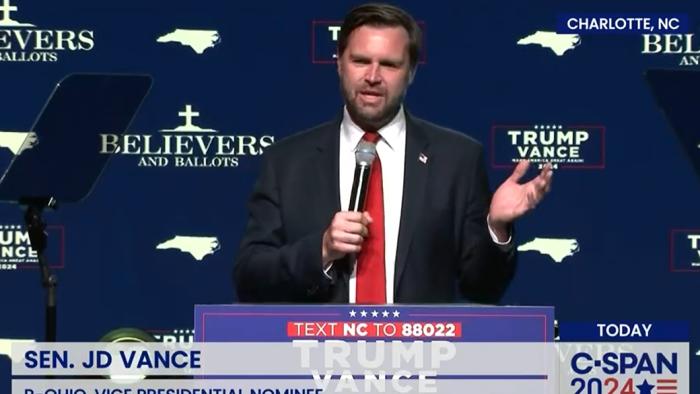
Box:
[1,0,699,391]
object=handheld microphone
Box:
[348,140,377,211]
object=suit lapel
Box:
[313,116,343,223]
[314,116,352,302]
[394,114,430,294]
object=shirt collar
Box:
[341,106,406,152]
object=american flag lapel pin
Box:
[418,153,428,164]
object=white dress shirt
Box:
[340,107,406,304]
[332,107,510,304]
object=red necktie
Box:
[356,132,386,304]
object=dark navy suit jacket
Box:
[234,112,516,304]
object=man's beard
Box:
[342,83,404,130]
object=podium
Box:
[194,304,556,393]
[195,304,554,342]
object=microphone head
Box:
[355,140,377,166]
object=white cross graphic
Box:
[178,105,200,129]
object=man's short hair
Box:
[337,3,422,70]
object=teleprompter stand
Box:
[0,74,152,342]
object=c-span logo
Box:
[0,0,95,62]
[99,104,274,168]
[311,20,427,64]
[0,224,64,271]
[567,346,682,394]
[491,124,605,169]
[669,229,700,272]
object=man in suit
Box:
[234,3,552,304]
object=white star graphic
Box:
[371,310,379,317]
[360,310,368,317]
[349,310,356,317]
[392,310,400,317]
[382,310,389,318]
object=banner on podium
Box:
[192,304,557,393]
